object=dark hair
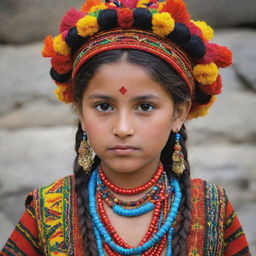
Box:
[73,49,192,256]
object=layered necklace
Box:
[88,162,182,256]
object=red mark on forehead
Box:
[119,86,127,95]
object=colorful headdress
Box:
[42,0,232,119]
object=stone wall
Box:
[0,0,255,253]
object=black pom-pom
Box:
[167,23,191,44]
[180,35,206,59]
[65,27,86,53]
[98,9,117,30]
[195,84,212,104]
[133,8,152,30]
[50,68,71,83]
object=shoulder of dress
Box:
[190,178,227,200]
[25,174,75,208]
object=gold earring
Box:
[78,132,94,173]
[172,133,185,175]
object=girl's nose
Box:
[112,112,134,138]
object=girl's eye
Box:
[94,103,113,112]
[137,103,155,112]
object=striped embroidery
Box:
[33,176,73,255]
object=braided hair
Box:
[72,49,196,255]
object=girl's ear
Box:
[172,100,192,132]
[74,104,85,131]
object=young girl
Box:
[1,0,251,255]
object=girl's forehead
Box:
[84,61,167,97]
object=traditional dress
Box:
[1,175,250,256]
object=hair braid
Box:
[161,124,192,256]
[74,122,100,256]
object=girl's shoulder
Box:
[190,178,227,208]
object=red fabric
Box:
[224,200,251,256]
[1,201,43,256]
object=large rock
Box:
[214,29,256,91]
[0,43,54,115]
[0,0,83,44]
[186,0,256,27]
[0,99,76,128]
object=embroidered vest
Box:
[31,176,226,256]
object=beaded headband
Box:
[42,0,232,119]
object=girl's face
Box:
[79,61,190,175]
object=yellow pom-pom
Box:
[55,85,73,103]
[152,12,175,37]
[193,20,214,41]
[90,3,107,12]
[187,96,216,119]
[193,63,219,85]
[137,0,150,8]
[76,15,99,37]
[53,34,70,56]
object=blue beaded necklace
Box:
[88,168,182,256]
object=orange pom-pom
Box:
[51,55,72,74]
[55,84,73,103]
[80,0,103,12]
[215,45,232,68]
[199,75,222,95]
[161,0,190,25]
[187,95,216,119]
[42,35,55,57]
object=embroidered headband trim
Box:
[72,28,195,96]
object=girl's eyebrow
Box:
[86,94,113,101]
[86,93,161,101]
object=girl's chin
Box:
[100,159,145,173]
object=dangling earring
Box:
[78,132,94,173]
[172,133,185,175]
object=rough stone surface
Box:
[186,0,256,27]
[214,29,256,91]
[0,0,84,44]
[0,43,54,115]
[0,127,74,195]
[0,99,76,128]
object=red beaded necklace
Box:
[98,162,164,195]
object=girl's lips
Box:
[109,145,138,155]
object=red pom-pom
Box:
[161,0,190,25]
[187,21,203,39]
[199,75,222,95]
[59,8,85,33]
[51,55,72,74]
[215,45,232,68]
[195,41,217,64]
[117,8,133,28]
